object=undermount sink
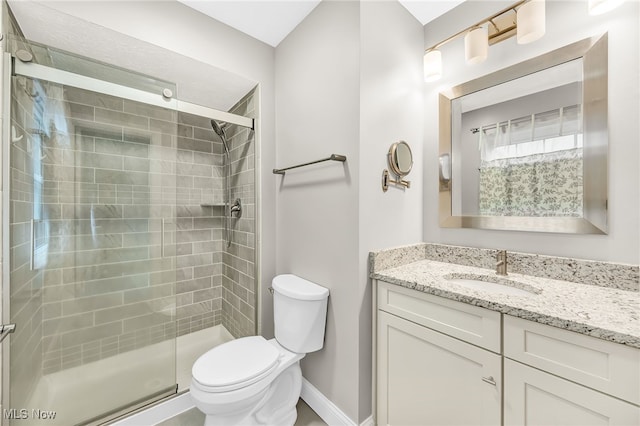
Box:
[444,274,541,296]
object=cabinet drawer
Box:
[504,315,640,405]
[377,281,501,352]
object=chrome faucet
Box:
[496,250,508,276]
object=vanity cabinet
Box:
[374,280,640,426]
[376,281,502,426]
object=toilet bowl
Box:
[191,274,329,426]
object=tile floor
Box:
[156,399,327,426]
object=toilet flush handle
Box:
[268,287,274,295]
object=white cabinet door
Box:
[377,311,501,426]
[504,358,640,426]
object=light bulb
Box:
[465,27,488,65]
[517,0,546,44]
[424,49,442,82]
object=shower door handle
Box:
[29,219,34,270]
[0,324,16,343]
[161,218,165,258]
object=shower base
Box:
[21,325,233,426]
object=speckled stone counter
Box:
[370,243,640,348]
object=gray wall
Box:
[358,1,424,421]
[275,2,361,420]
[424,0,639,264]
[275,1,424,422]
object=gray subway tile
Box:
[122,140,151,158]
[76,273,150,297]
[123,312,173,334]
[176,276,212,294]
[124,283,174,304]
[62,322,123,347]
[123,100,175,122]
[177,137,212,153]
[96,169,149,185]
[150,118,177,135]
[43,312,94,336]
[94,301,154,325]
[65,102,95,121]
[95,108,149,130]
[62,293,124,316]
[193,127,215,142]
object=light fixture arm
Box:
[424,0,527,53]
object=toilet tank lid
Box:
[272,274,329,301]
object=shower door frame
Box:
[2,51,255,425]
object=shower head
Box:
[211,119,230,155]
[210,119,226,138]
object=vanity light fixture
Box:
[424,0,545,82]
[588,0,624,15]
[465,26,488,64]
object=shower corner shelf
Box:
[200,203,226,208]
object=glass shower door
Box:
[6,50,178,425]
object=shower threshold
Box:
[23,325,233,426]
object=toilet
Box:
[190,274,329,426]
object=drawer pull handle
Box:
[482,376,496,386]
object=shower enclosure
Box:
[2,35,258,425]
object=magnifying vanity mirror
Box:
[439,34,608,234]
[383,141,413,192]
[390,141,413,176]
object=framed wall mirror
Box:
[439,33,608,234]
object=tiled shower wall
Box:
[222,91,257,338]
[174,111,225,336]
[6,45,257,384]
[26,80,180,375]
[174,90,258,339]
[173,87,257,339]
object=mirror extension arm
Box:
[382,169,410,192]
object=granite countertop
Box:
[372,259,640,349]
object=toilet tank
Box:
[272,274,329,354]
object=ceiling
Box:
[7,0,467,110]
[178,0,466,47]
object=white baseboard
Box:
[300,378,372,426]
[113,378,374,426]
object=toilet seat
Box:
[192,336,280,393]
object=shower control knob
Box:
[162,88,173,99]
